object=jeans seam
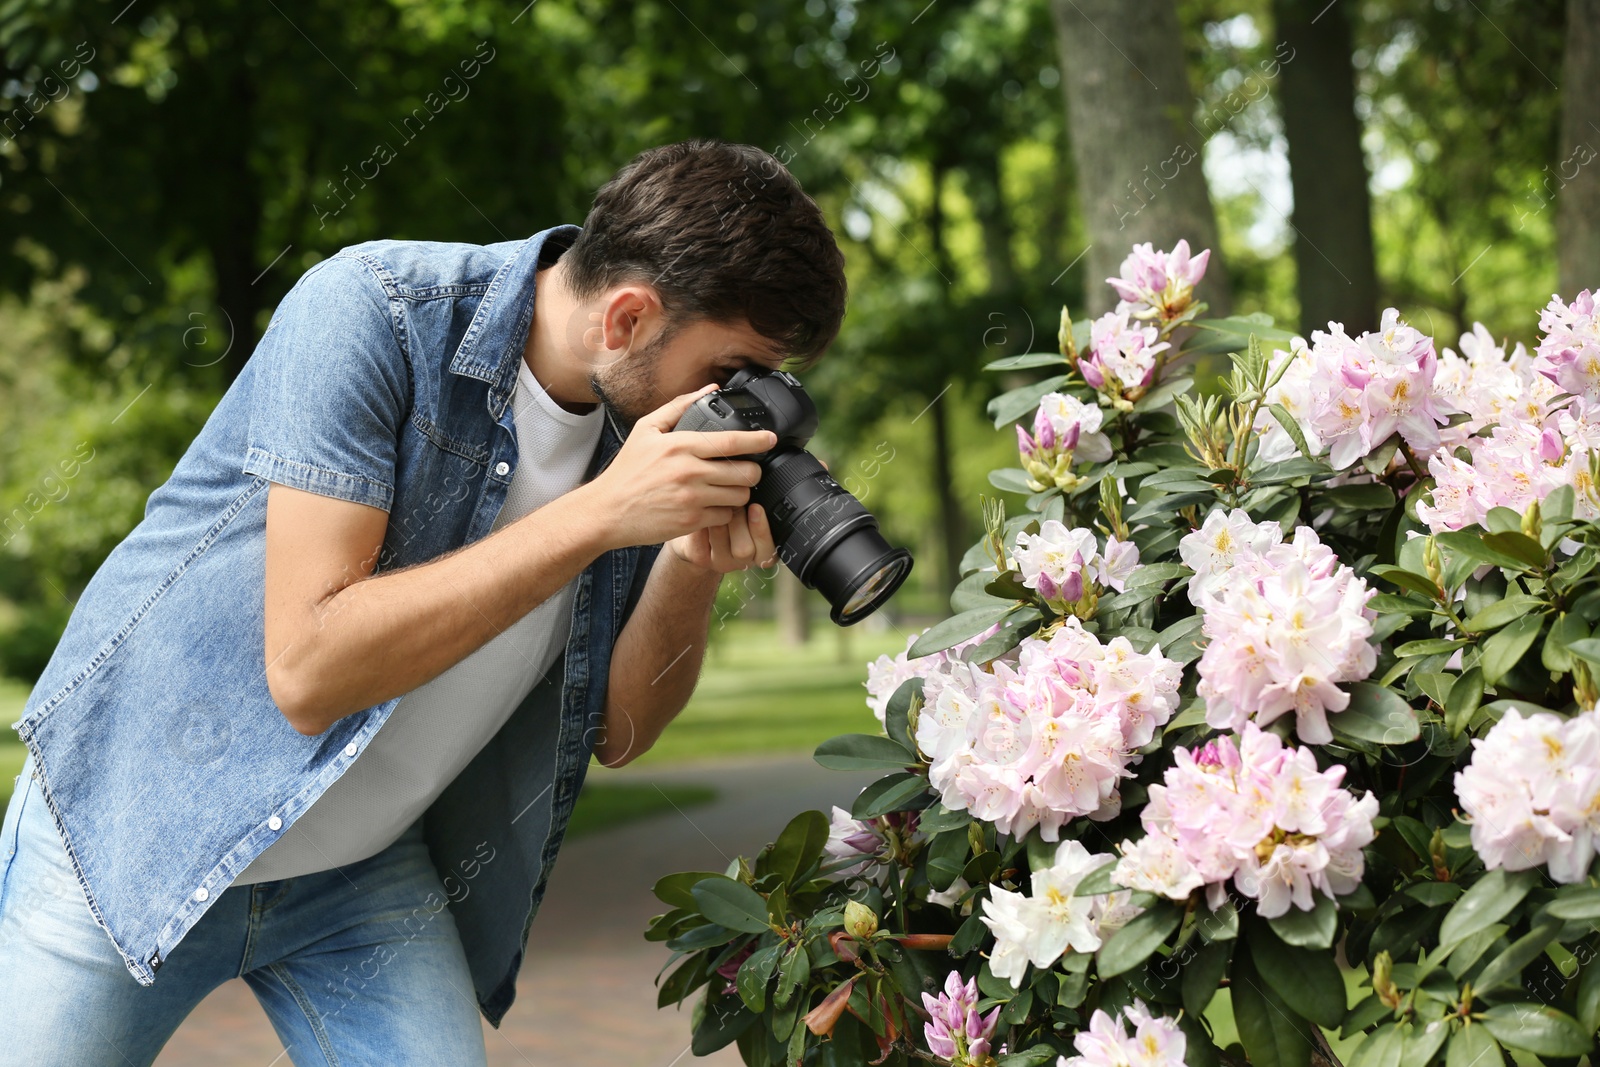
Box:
[267,961,341,1067]
[0,769,30,917]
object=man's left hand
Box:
[667,503,779,575]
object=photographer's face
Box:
[588,314,789,431]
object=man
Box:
[0,138,847,1064]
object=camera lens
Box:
[752,450,913,626]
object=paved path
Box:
[151,754,878,1066]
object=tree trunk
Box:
[1559,0,1600,295]
[208,63,263,386]
[1274,0,1379,335]
[774,567,811,646]
[926,162,967,597]
[1049,0,1231,317]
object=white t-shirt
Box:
[236,356,606,883]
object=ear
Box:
[598,284,665,357]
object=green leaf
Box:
[1577,958,1600,1034]
[883,678,922,753]
[1445,667,1484,738]
[850,771,930,818]
[1479,1003,1593,1057]
[736,942,782,1012]
[1445,1024,1500,1067]
[691,877,773,935]
[1132,374,1195,413]
[1480,530,1548,569]
[692,994,757,1056]
[1462,595,1546,633]
[1183,940,1232,1018]
[1249,923,1346,1028]
[988,468,1036,495]
[654,871,723,910]
[1362,435,1401,476]
[1547,887,1600,920]
[1480,615,1544,686]
[1395,638,1469,657]
[909,605,1017,658]
[1472,921,1561,993]
[918,804,972,834]
[1231,948,1315,1067]
[1322,483,1397,510]
[1330,683,1421,746]
[1369,594,1434,616]
[1439,869,1539,947]
[1155,614,1207,665]
[1401,1020,1450,1067]
[668,922,739,951]
[1266,895,1338,949]
[1543,611,1589,672]
[1370,565,1442,600]
[1567,637,1600,667]
[1096,900,1183,978]
[1070,856,1122,897]
[1435,530,1534,572]
[926,826,971,893]
[985,351,1069,371]
[813,734,916,772]
[997,1044,1060,1067]
[775,941,811,1009]
[769,811,829,886]
[1268,404,1314,460]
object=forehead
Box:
[676,316,788,363]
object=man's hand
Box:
[668,502,778,574]
[582,384,777,553]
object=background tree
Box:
[1559,0,1600,294]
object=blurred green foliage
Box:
[0,0,1574,687]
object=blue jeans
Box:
[0,753,488,1066]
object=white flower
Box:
[979,840,1134,989]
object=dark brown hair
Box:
[563,139,848,368]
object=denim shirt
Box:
[8,224,659,1026]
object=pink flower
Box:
[1080,309,1170,404]
[1017,393,1113,493]
[1060,1001,1187,1067]
[1013,522,1141,608]
[1106,239,1211,322]
[921,972,1001,1064]
[980,840,1138,988]
[1113,725,1378,917]
[914,618,1182,841]
[1455,706,1600,883]
[1182,512,1377,744]
[1535,289,1600,402]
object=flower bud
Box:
[1373,950,1401,1009]
[844,900,879,941]
[1522,499,1542,540]
[1422,536,1444,593]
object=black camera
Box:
[672,368,913,626]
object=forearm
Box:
[278,484,614,734]
[592,549,723,767]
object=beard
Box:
[587,324,674,434]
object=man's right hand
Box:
[581,384,777,552]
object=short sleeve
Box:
[241,254,410,512]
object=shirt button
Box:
[268,816,283,831]
[194,887,209,902]
[344,742,358,757]
[494,461,511,476]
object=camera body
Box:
[673,368,912,626]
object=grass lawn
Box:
[630,618,908,766]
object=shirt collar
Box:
[448,223,582,401]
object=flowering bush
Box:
[651,245,1600,1067]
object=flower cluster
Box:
[915,618,1183,840]
[865,625,999,727]
[1113,724,1379,917]
[1106,238,1210,323]
[1013,521,1139,613]
[1017,393,1113,492]
[1536,288,1600,403]
[1454,706,1600,883]
[981,840,1142,988]
[1059,1001,1187,1067]
[1078,308,1169,407]
[1181,510,1377,744]
[1416,294,1600,532]
[922,972,1001,1066]
[1254,308,1452,469]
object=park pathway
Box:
[151,754,879,1067]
